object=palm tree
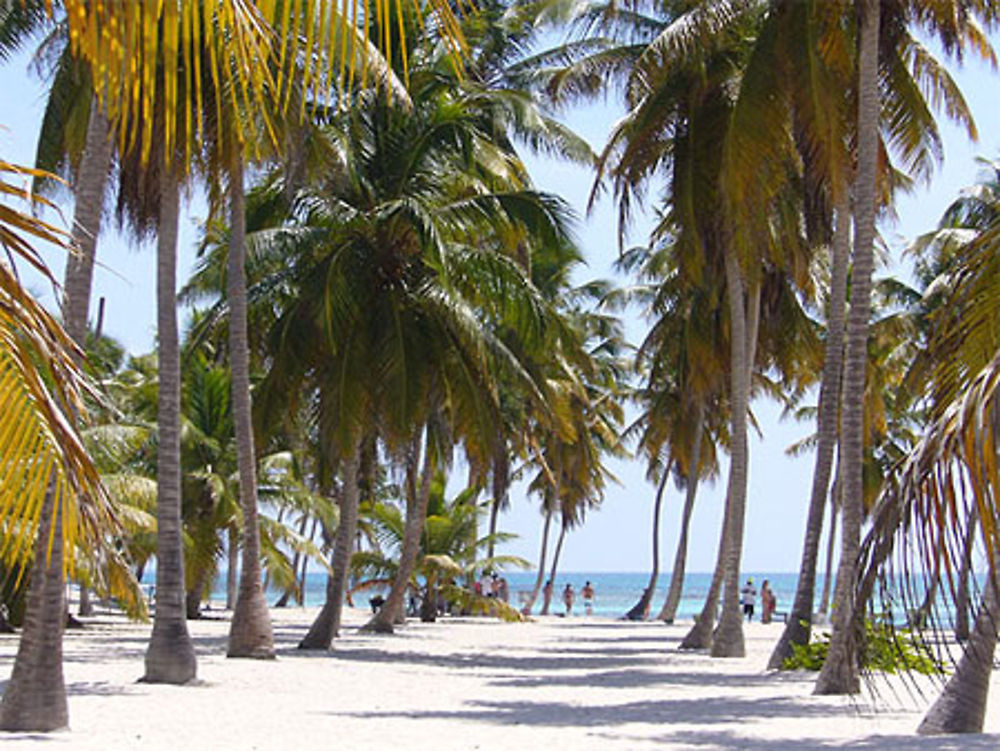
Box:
[2,0,476,727]
[141,147,198,683]
[611,243,725,622]
[223,153,275,658]
[248,75,574,642]
[350,477,525,621]
[0,158,125,731]
[860,153,1000,731]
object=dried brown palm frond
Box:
[860,346,1000,690]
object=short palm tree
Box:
[350,478,526,622]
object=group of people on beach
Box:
[542,580,596,616]
[475,572,510,602]
[740,578,777,623]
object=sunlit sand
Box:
[2,606,997,749]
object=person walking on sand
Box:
[761,580,776,624]
[740,578,757,622]
[563,583,576,616]
[581,581,595,615]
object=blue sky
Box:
[2,28,999,574]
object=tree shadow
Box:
[326,694,850,729]
[632,728,1000,750]
[293,645,648,672]
[65,680,134,697]
[490,666,790,691]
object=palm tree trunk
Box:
[659,411,704,623]
[64,101,112,619]
[0,491,68,731]
[917,570,1000,734]
[226,157,275,658]
[541,519,567,615]
[143,165,197,685]
[818,482,839,617]
[814,0,880,696]
[298,517,318,606]
[521,507,554,614]
[63,99,112,347]
[626,463,672,621]
[680,498,731,650]
[768,193,850,669]
[227,526,239,609]
[185,568,207,620]
[711,248,753,659]
[954,512,978,642]
[299,441,362,648]
[366,424,435,633]
[487,448,509,561]
[275,514,309,607]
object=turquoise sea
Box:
[208,570,824,620]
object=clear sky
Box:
[2,27,999,575]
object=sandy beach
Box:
[1,607,998,750]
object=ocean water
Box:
[209,570,826,621]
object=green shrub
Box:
[781,619,944,675]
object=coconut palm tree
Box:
[0,158,128,731]
[857,152,1000,731]
[815,0,996,694]
[247,79,575,642]
[1,0,477,727]
[350,476,525,621]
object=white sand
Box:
[1,606,998,750]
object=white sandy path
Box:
[1,606,999,750]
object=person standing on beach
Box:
[581,581,595,615]
[760,580,776,623]
[563,583,576,616]
[740,578,757,621]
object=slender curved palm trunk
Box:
[226,526,239,609]
[711,250,754,658]
[626,465,671,621]
[298,517,318,605]
[367,426,435,633]
[918,570,1000,734]
[680,500,730,650]
[63,101,111,347]
[541,519,567,615]
[487,449,509,561]
[143,166,197,684]
[954,512,978,641]
[226,157,275,659]
[815,0,880,695]
[0,493,67,731]
[275,515,309,607]
[769,194,850,669]
[64,101,112,618]
[818,474,840,617]
[299,442,362,648]
[521,508,554,614]
[659,412,704,622]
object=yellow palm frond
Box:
[0,157,140,611]
[57,0,468,165]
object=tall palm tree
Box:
[142,149,198,683]
[249,78,574,642]
[2,0,476,727]
[223,152,275,658]
[861,151,1000,731]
